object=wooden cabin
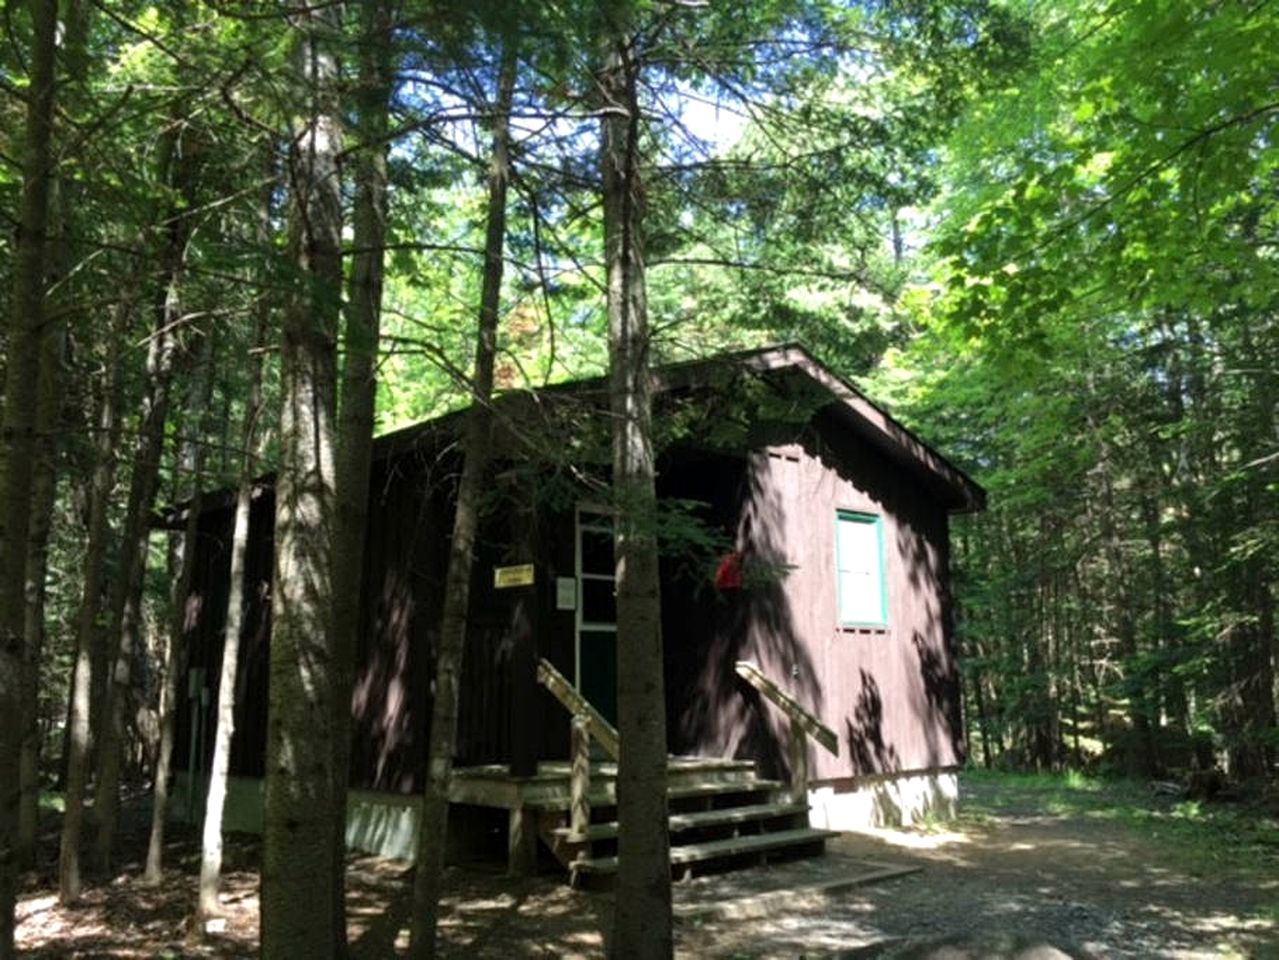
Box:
[170,344,985,872]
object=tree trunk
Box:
[196,190,271,924]
[329,3,394,946]
[1143,484,1187,736]
[92,125,192,876]
[0,2,57,953]
[145,329,215,883]
[956,535,993,768]
[600,32,673,960]
[19,0,88,868]
[408,44,516,960]
[16,238,64,868]
[59,310,126,904]
[260,11,343,957]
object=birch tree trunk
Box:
[0,1,57,953]
[599,29,673,960]
[144,330,216,883]
[59,311,126,904]
[260,9,343,956]
[196,197,271,923]
[408,44,516,960]
[329,3,394,945]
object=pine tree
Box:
[260,6,344,955]
[409,38,517,960]
[599,19,672,960]
[0,2,58,953]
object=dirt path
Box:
[675,779,1277,959]
[15,779,1278,958]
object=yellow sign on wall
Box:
[494,563,535,589]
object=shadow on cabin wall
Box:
[349,446,447,794]
[659,440,822,783]
[804,409,964,780]
[172,488,274,785]
[176,436,568,799]
[351,445,559,792]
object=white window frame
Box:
[835,510,888,628]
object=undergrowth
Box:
[959,768,1278,880]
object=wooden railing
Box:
[735,661,838,803]
[536,658,619,759]
[536,657,619,845]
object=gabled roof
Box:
[374,341,985,515]
[650,343,986,514]
[172,342,985,525]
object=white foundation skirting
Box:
[807,770,959,831]
[171,772,422,859]
[172,766,962,857]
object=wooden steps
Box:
[449,757,758,809]
[449,755,835,885]
[527,776,782,813]
[570,827,840,878]
[553,801,811,843]
[514,657,837,885]
[527,757,836,887]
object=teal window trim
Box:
[835,510,888,628]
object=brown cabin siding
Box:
[664,413,963,784]
[347,451,444,792]
[176,354,972,796]
[787,411,962,781]
[177,441,581,794]
[346,449,578,787]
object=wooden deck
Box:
[449,756,834,883]
[449,756,757,809]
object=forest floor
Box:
[14,771,1278,958]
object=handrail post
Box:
[570,713,591,844]
[787,717,808,805]
[734,660,836,808]
[536,657,621,760]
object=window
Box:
[835,511,886,627]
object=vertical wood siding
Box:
[178,395,964,793]
[172,488,274,779]
[177,445,586,793]
[661,412,963,784]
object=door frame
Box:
[574,503,617,704]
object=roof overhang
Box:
[162,342,986,525]
[653,343,986,514]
